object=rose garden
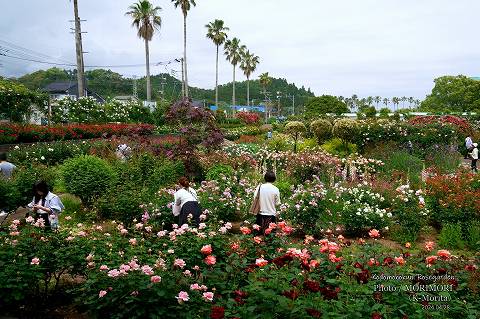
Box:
[0,97,479,319]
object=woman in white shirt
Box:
[174,177,200,227]
[28,180,64,229]
[470,143,478,172]
[253,171,281,234]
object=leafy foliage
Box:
[0,78,47,122]
[62,155,115,205]
[305,95,349,118]
[421,75,480,112]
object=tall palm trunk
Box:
[145,39,151,101]
[183,14,189,98]
[215,44,219,107]
[246,76,250,106]
[232,64,236,111]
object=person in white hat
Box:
[469,143,478,172]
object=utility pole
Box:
[276,91,282,117]
[160,73,166,101]
[132,75,138,99]
[72,0,85,98]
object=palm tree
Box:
[351,94,358,112]
[383,98,389,108]
[401,96,407,109]
[392,97,400,111]
[374,96,381,109]
[408,97,415,108]
[206,19,229,107]
[224,37,246,109]
[172,0,196,98]
[240,50,260,106]
[126,0,162,102]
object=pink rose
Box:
[437,249,451,260]
[204,255,216,266]
[176,291,189,303]
[150,275,162,283]
[174,259,186,269]
[368,229,380,239]
[31,257,40,265]
[202,291,214,302]
[424,241,435,252]
[200,245,212,255]
[98,290,107,298]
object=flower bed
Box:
[0,123,155,144]
[1,217,478,319]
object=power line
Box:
[0,51,181,68]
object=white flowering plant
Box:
[390,185,429,242]
[337,183,391,236]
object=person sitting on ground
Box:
[0,152,16,179]
[27,180,64,229]
[174,177,201,227]
[469,143,478,173]
[253,170,281,234]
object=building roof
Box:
[43,81,77,93]
[43,81,105,103]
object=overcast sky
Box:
[0,0,478,99]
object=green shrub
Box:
[297,138,318,152]
[13,165,57,203]
[339,185,391,236]
[424,148,461,174]
[380,151,423,187]
[332,118,359,145]
[310,119,332,143]
[62,155,115,205]
[321,138,357,157]
[390,185,429,243]
[274,177,293,198]
[266,133,293,152]
[206,164,234,181]
[59,193,82,213]
[94,185,147,224]
[150,160,185,191]
[438,223,465,249]
[466,221,480,250]
[0,178,21,212]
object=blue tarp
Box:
[209,105,266,113]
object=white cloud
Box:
[0,0,478,99]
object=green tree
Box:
[126,0,162,102]
[304,95,349,118]
[285,121,306,153]
[0,79,47,122]
[310,119,332,143]
[224,38,246,109]
[239,50,260,106]
[420,75,480,112]
[172,0,196,98]
[17,67,70,90]
[206,19,229,107]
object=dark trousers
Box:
[472,159,478,172]
[178,201,201,227]
[255,214,276,235]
